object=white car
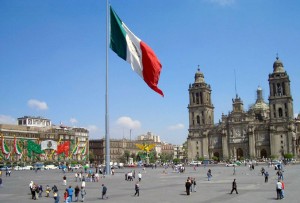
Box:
[13,166,23,170]
[226,163,237,167]
[45,165,58,170]
[189,161,201,166]
[22,165,33,170]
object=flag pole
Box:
[105,0,111,175]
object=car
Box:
[13,166,23,170]
[45,165,58,170]
[226,163,238,167]
[189,161,201,166]
[0,166,12,171]
[22,165,33,170]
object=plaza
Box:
[0,163,299,203]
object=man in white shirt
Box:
[276,180,282,199]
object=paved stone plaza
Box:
[0,164,299,203]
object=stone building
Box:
[187,57,300,161]
[0,116,89,162]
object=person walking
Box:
[138,172,142,182]
[80,186,86,202]
[264,171,269,183]
[185,178,191,195]
[134,182,140,197]
[276,180,282,200]
[207,170,212,181]
[63,175,67,186]
[230,179,238,194]
[67,185,74,202]
[74,185,80,202]
[193,178,197,192]
[101,184,108,199]
[53,190,60,203]
[281,180,285,199]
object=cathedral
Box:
[187,57,300,161]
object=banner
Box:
[41,140,57,150]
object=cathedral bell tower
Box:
[187,68,214,161]
[268,56,294,121]
[268,56,294,157]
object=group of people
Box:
[185,177,197,195]
[63,185,86,202]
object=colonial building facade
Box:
[0,116,89,162]
[187,57,300,161]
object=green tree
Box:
[284,153,293,159]
[89,151,95,163]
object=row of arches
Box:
[212,148,268,159]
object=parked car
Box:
[189,161,201,166]
[0,166,12,171]
[45,165,58,170]
[13,166,23,170]
[22,165,33,170]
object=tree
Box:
[89,151,95,163]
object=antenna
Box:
[234,69,237,96]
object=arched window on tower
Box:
[196,93,199,104]
[192,93,195,103]
[197,115,200,124]
[284,103,288,117]
[202,111,205,124]
[282,82,286,95]
[278,108,283,117]
[200,92,203,104]
[277,83,282,96]
[273,83,276,96]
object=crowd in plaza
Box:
[0,160,294,202]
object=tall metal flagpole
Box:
[105,0,111,175]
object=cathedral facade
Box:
[187,57,300,161]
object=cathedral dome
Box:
[250,86,269,111]
[273,56,285,73]
[194,68,205,83]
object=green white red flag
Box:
[110,6,164,96]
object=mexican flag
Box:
[110,6,164,97]
[1,137,10,155]
[14,136,22,155]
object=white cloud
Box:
[86,125,99,133]
[0,115,16,124]
[116,116,141,130]
[168,123,185,131]
[69,118,78,124]
[27,99,48,110]
[207,0,235,6]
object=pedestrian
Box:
[207,170,212,181]
[281,180,285,199]
[53,190,60,203]
[0,177,2,187]
[31,183,37,200]
[264,171,269,183]
[261,167,265,176]
[276,180,282,200]
[80,186,86,202]
[138,172,142,182]
[38,184,43,198]
[74,185,80,202]
[64,189,69,203]
[134,181,140,197]
[185,178,191,195]
[63,175,67,186]
[233,165,236,175]
[230,179,238,194]
[81,179,86,189]
[102,184,108,199]
[193,178,197,192]
[46,185,51,197]
[67,185,74,202]
[75,172,78,182]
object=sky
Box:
[0,0,300,145]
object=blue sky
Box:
[0,0,299,145]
